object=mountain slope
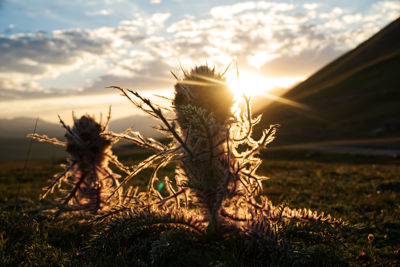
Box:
[0,117,64,139]
[258,17,400,145]
[0,115,160,140]
[109,115,161,138]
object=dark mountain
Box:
[0,115,160,140]
[258,17,400,145]
[109,115,161,138]
[0,117,64,139]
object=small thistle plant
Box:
[29,111,126,214]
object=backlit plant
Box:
[28,111,127,214]
[106,65,344,226]
[29,64,348,265]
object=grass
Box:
[260,151,400,266]
[0,138,66,161]
[1,149,399,266]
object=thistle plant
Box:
[28,111,127,214]
[87,64,348,265]
[107,64,344,229]
[172,65,235,227]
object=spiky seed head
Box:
[66,115,111,164]
[173,65,234,127]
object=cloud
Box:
[0,30,112,75]
[83,58,174,95]
[164,1,400,76]
[85,9,112,16]
[303,3,319,10]
[1,1,399,104]
[0,11,171,76]
[0,77,43,99]
[164,2,345,73]
[0,12,173,100]
[210,2,294,19]
[371,1,400,23]
[342,13,363,24]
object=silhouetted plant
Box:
[28,64,348,265]
[28,111,128,215]
[107,65,344,226]
[91,65,348,265]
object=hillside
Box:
[0,115,160,140]
[109,115,161,138]
[0,117,64,139]
[258,17,400,145]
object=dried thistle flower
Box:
[28,111,128,214]
[173,65,234,126]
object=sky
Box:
[0,0,399,123]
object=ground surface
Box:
[0,149,399,266]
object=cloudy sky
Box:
[0,0,399,123]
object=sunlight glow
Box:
[226,70,304,101]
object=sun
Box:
[226,70,311,112]
[226,70,303,101]
[226,71,272,101]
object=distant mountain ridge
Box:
[0,117,63,139]
[109,115,161,138]
[0,115,161,139]
[0,115,161,161]
[258,17,400,145]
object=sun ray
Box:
[225,70,310,110]
[261,92,310,111]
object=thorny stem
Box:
[62,172,86,207]
[27,134,66,147]
[154,188,188,207]
[198,113,214,167]
[107,154,132,174]
[103,131,166,152]
[213,129,233,224]
[41,162,76,198]
[220,208,247,222]
[233,95,253,142]
[129,90,194,158]
[109,86,194,158]
[147,155,173,194]
[92,163,101,212]
[107,151,171,200]
[104,105,112,129]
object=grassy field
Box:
[1,149,399,266]
[0,138,66,161]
